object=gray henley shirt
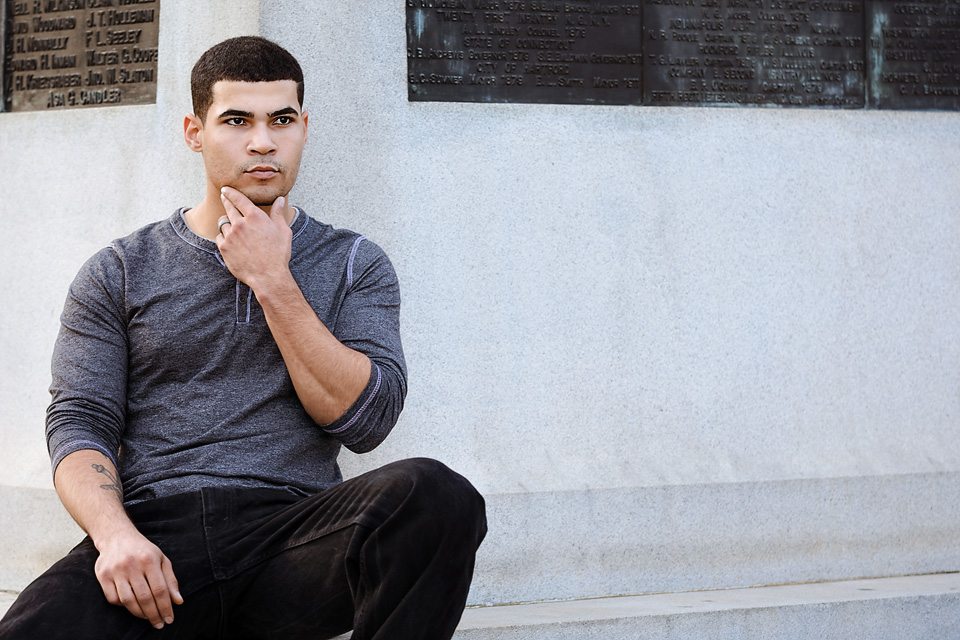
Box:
[45,208,407,505]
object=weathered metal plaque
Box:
[643,0,865,108]
[3,0,159,112]
[867,0,960,110]
[1,1,7,110]
[406,0,643,105]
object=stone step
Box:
[471,471,960,605]
[458,573,960,639]
[3,574,959,638]
[3,471,960,606]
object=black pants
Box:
[0,458,487,640]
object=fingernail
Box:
[165,616,174,624]
[154,623,164,630]
[278,196,285,207]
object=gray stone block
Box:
[3,472,959,609]
[454,573,960,640]
[469,471,960,605]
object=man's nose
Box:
[247,123,277,155]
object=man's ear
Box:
[183,114,204,152]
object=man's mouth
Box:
[245,165,280,180]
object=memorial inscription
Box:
[406,0,644,104]
[868,0,960,109]
[2,0,160,112]
[405,0,960,110]
[643,0,865,108]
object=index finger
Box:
[220,186,260,217]
[220,191,244,226]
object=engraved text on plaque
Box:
[3,0,160,112]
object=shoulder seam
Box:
[347,235,366,289]
[103,242,129,326]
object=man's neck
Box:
[184,193,296,241]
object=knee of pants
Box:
[384,457,487,545]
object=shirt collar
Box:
[169,206,309,256]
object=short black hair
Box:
[191,36,304,121]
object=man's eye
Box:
[275,116,293,125]
[225,117,246,126]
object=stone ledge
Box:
[4,574,959,639]
[4,472,960,606]
[471,471,960,604]
[453,573,960,640]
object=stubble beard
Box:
[239,176,288,208]
[252,196,280,207]
[227,184,284,208]
[236,159,289,206]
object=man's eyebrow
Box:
[217,109,253,119]
[215,107,299,120]
[268,107,299,118]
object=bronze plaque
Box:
[406,0,643,105]
[1,1,7,110]
[643,0,865,108]
[3,0,159,112]
[868,0,960,110]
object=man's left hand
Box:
[216,187,293,291]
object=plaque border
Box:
[0,0,7,113]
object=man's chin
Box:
[231,186,285,208]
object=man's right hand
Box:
[94,527,184,629]
[53,450,185,629]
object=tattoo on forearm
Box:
[91,464,123,501]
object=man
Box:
[0,36,486,639]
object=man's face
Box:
[192,80,307,206]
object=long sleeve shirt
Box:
[46,208,407,505]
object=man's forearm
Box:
[254,274,371,425]
[54,449,137,545]
[54,449,182,629]
[215,188,372,426]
